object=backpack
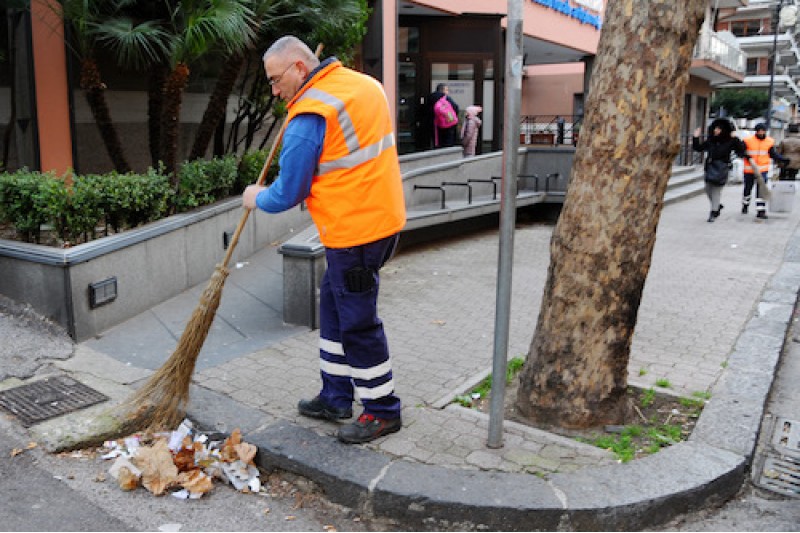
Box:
[433,95,459,129]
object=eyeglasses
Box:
[268,62,296,86]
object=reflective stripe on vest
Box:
[298,88,396,174]
[286,61,406,248]
[744,136,774,173]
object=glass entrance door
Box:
[397,60,417,155]
[429,60,493,153]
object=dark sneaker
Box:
[337,413,402,444]
[298,396,352,421]
[756,211,768,220]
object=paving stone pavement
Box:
[186,182,800,475]
[5,175,800,530]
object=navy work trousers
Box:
[743,171,768,214]
[317,234,401,419]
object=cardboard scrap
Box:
[136,440,179,496]
[101,420,261,499]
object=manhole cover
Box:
[0,376,108,427]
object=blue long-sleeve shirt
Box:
[255,113,326,213]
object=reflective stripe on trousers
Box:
[743,172,767,213]
[317,234,401,419]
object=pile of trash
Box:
[101,420,261,499]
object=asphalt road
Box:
[653,483,800,532]
[0,417,396,532]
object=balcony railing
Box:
[694,29,746,75]
[520,115,583,146]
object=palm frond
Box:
[93,18,172,69]
[180,0,255,60]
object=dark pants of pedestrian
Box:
[317,234,401,420]
[435,125,457,148]
[743,172,768,215]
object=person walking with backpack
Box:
[692,118,746,222]
[429,83,459,148]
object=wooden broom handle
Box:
[221,43,324,268]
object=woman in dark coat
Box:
[692,118,746,222]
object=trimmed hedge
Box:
[0,152,278,245]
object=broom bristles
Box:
[120,265,230,431]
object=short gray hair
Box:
[263,35,319,66]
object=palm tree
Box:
[156,0,255,181]
[187,0,282,161]
[200,0,370,160]
[296,0,368,66]
[54,0,170,173]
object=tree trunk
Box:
[80,58,131,174]
[515,0,706,429]
[189,53,245,161]
[147,65,168,168]
[161,62,191,182]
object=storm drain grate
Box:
[0,375,108,427]
[756,417,800,497]
[758,455,800,497]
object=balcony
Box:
[691,29,747,83]
[715,28,800,101]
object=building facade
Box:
[715,0,800,130]
[0,0,753,175]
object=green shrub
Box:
[0,155,270,246]
[0,170,67,243]
[80,170,172,233]
[58,174,104,242]
[118,168,173,228]
[176,155,238,212]
[0,168,172,244]
[237,148,279,192]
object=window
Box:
[399,27,419,53]
[731,20,764,37]
[746,57,759,76]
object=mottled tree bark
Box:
[515,0,706,428]
[80,58,131,174]
[160,62,191,182]
[189,53,245,161]
[147,64,168,168]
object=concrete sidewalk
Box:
[10,182,800,530]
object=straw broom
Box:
[120,121,286,431]
[746,156,772,202]
[122,44,323,431]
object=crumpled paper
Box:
[102,420,262,498]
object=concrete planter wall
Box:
[0,199,311,341]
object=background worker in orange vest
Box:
[243,36,406,444]
[742,123,788,219]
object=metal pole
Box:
[766,1,782,134]
[487,0,524,449]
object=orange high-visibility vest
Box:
[743,135,775,174]
[286,61,406,248]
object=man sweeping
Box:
[742,123,787,219]
[242,36,405,444]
